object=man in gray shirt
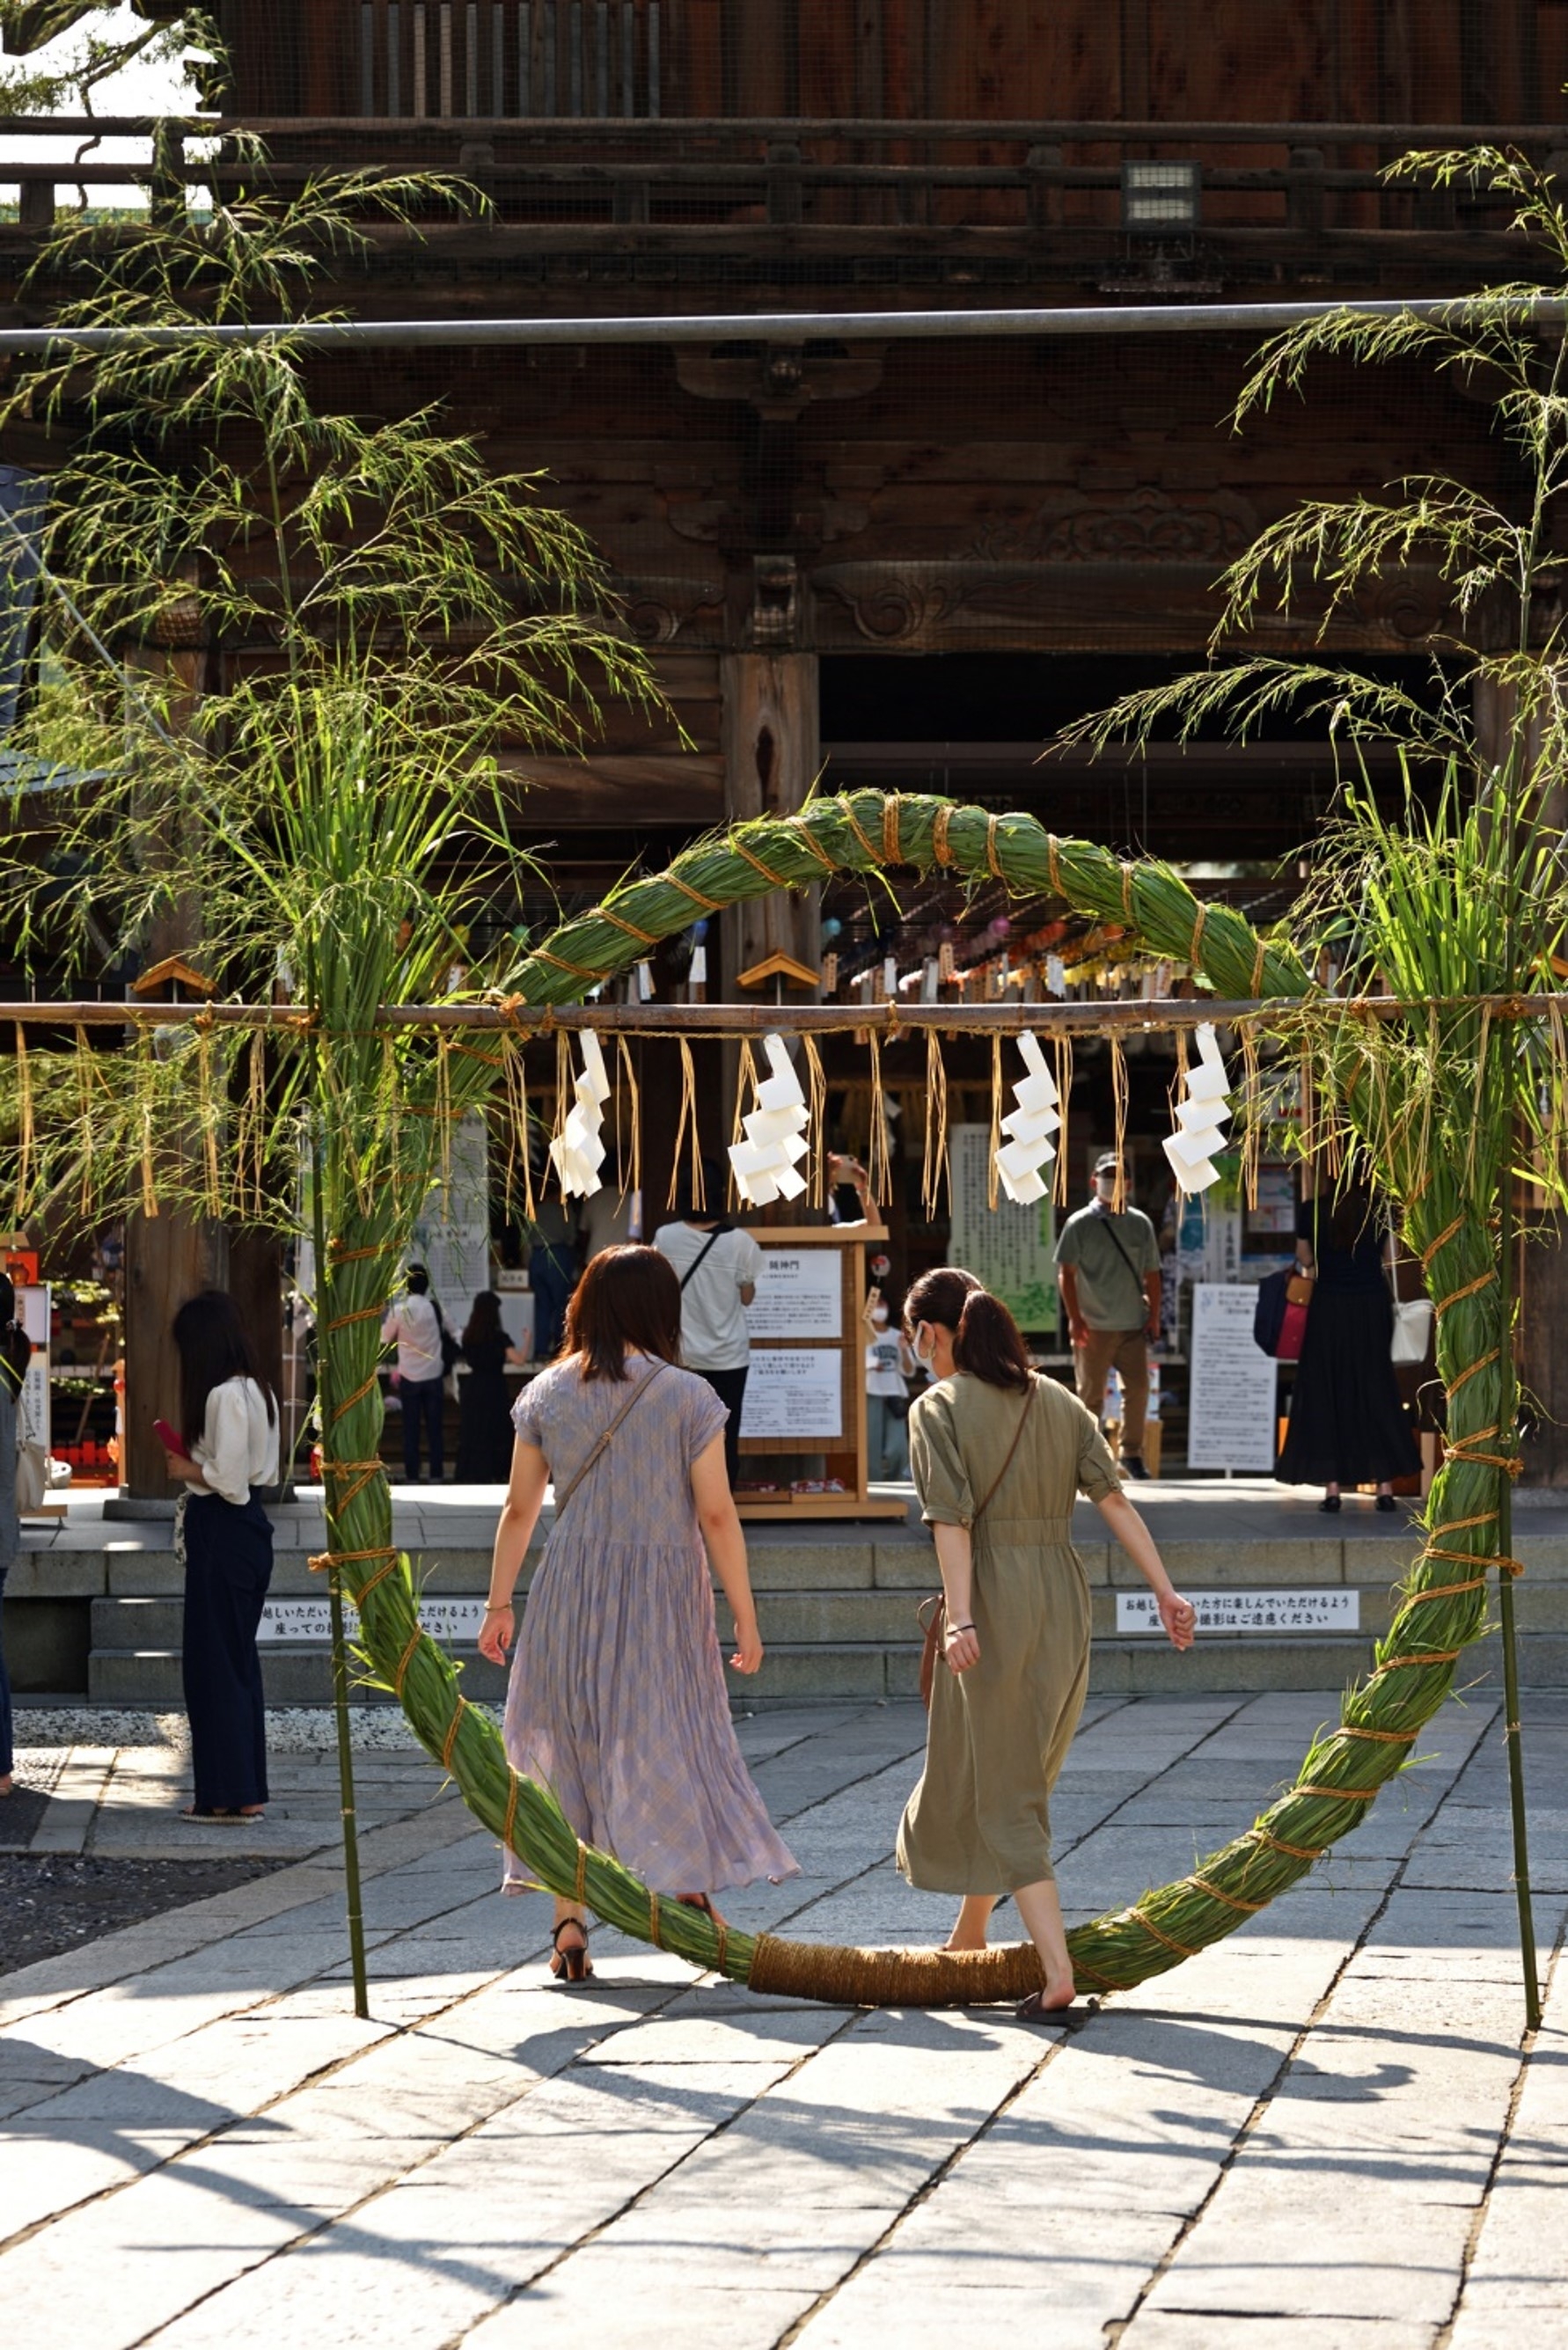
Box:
[1053,1151,1161,1479]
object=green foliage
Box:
[0,3,217,118]
[1,171,661,1052]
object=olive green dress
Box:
[897,1371,1120,1895]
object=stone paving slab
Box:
[2,1693,1565,2348]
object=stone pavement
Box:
[3,1691,1566,2347]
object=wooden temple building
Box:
[4,0,1568,1476]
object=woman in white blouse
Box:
[158,1292,280,1821]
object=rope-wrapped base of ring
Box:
[750,1933,1045,2006]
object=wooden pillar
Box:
[125,1213,230,1496]
[120,622,229,1501]
[1120,0,1150,119]
[722,0,795,115]
[718,651,822,994]
[230,1227,285,1448]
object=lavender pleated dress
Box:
[502,1351,799,1895]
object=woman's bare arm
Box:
[690,1434,764,1673]
[477,1439,550,1662]
[1095,1489,1196,1651]
[933,1521,980,1675]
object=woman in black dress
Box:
[456,1291,528,1482]
[1276,1177,1420,1512]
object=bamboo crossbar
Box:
[6,992,1567,1036]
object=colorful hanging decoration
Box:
[993,1029,1060,1204]
[729,1030,810,1205]
[1162,1021,1233,1194]
[547,1029,612,1197]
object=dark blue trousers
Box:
[399,1373,446,1482]
[529,1243,574,1360]
[0,1561,11,1781]
[181,1491,273,1813]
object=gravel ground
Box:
[0,1852,293,1976]
[12,1705,483,1751]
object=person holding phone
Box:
[158,1291,279,1822]
[862,1280,916,1480]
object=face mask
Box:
[1095,1175,1117,1203]
[912,1324,936,1368]
[871,1307,890,1326]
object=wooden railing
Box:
[5,116,1565,235]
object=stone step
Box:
[87,1571,1568,1660]
[23,1519,1568,1708]
[86,1625,1554,1709]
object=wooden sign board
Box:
[735,1227,906,1520]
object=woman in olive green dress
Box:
[898,1268,1196,2019]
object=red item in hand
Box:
[153,1417,186,1455]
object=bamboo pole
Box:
[11,992,1568,1032]
[1496,1149,1542,2029]
[311,1126,371,2023]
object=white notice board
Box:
[739,1347,844,1442]
[1187,1282,1279,1471]
[746,1247,843,1340]
[1117,1589,1359,1634]
[261,1595,486,1646]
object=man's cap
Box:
[1093,1152,1121,1175]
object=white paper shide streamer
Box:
[729,1032,810,1206]
[1162,1022,1233,1194]
[993,1030,1060,1204]
[548,1030,612,1198]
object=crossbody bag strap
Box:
[552,1361,669,1519]
[1098,1212,1147,1293]
[972,1375,1037,1525]
[678,1228,724,1289]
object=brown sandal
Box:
[549,1915,593,1984]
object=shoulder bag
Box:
[918,1376,1037,1709]
[431,1297,463,1374]
[550,1360,669,1526]
[2,1337,45,1515]
[1254,1266,1314,1361]
[1387,1226,1434,1365]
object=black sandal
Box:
[1015,1989,1097,2026]
[550,1915,593,1984]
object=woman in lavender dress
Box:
[478,1245,798,1981]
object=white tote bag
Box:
[1386,1219,1434,1365]
[13,1379,48,1514]
[1390,1295,1434,1365]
